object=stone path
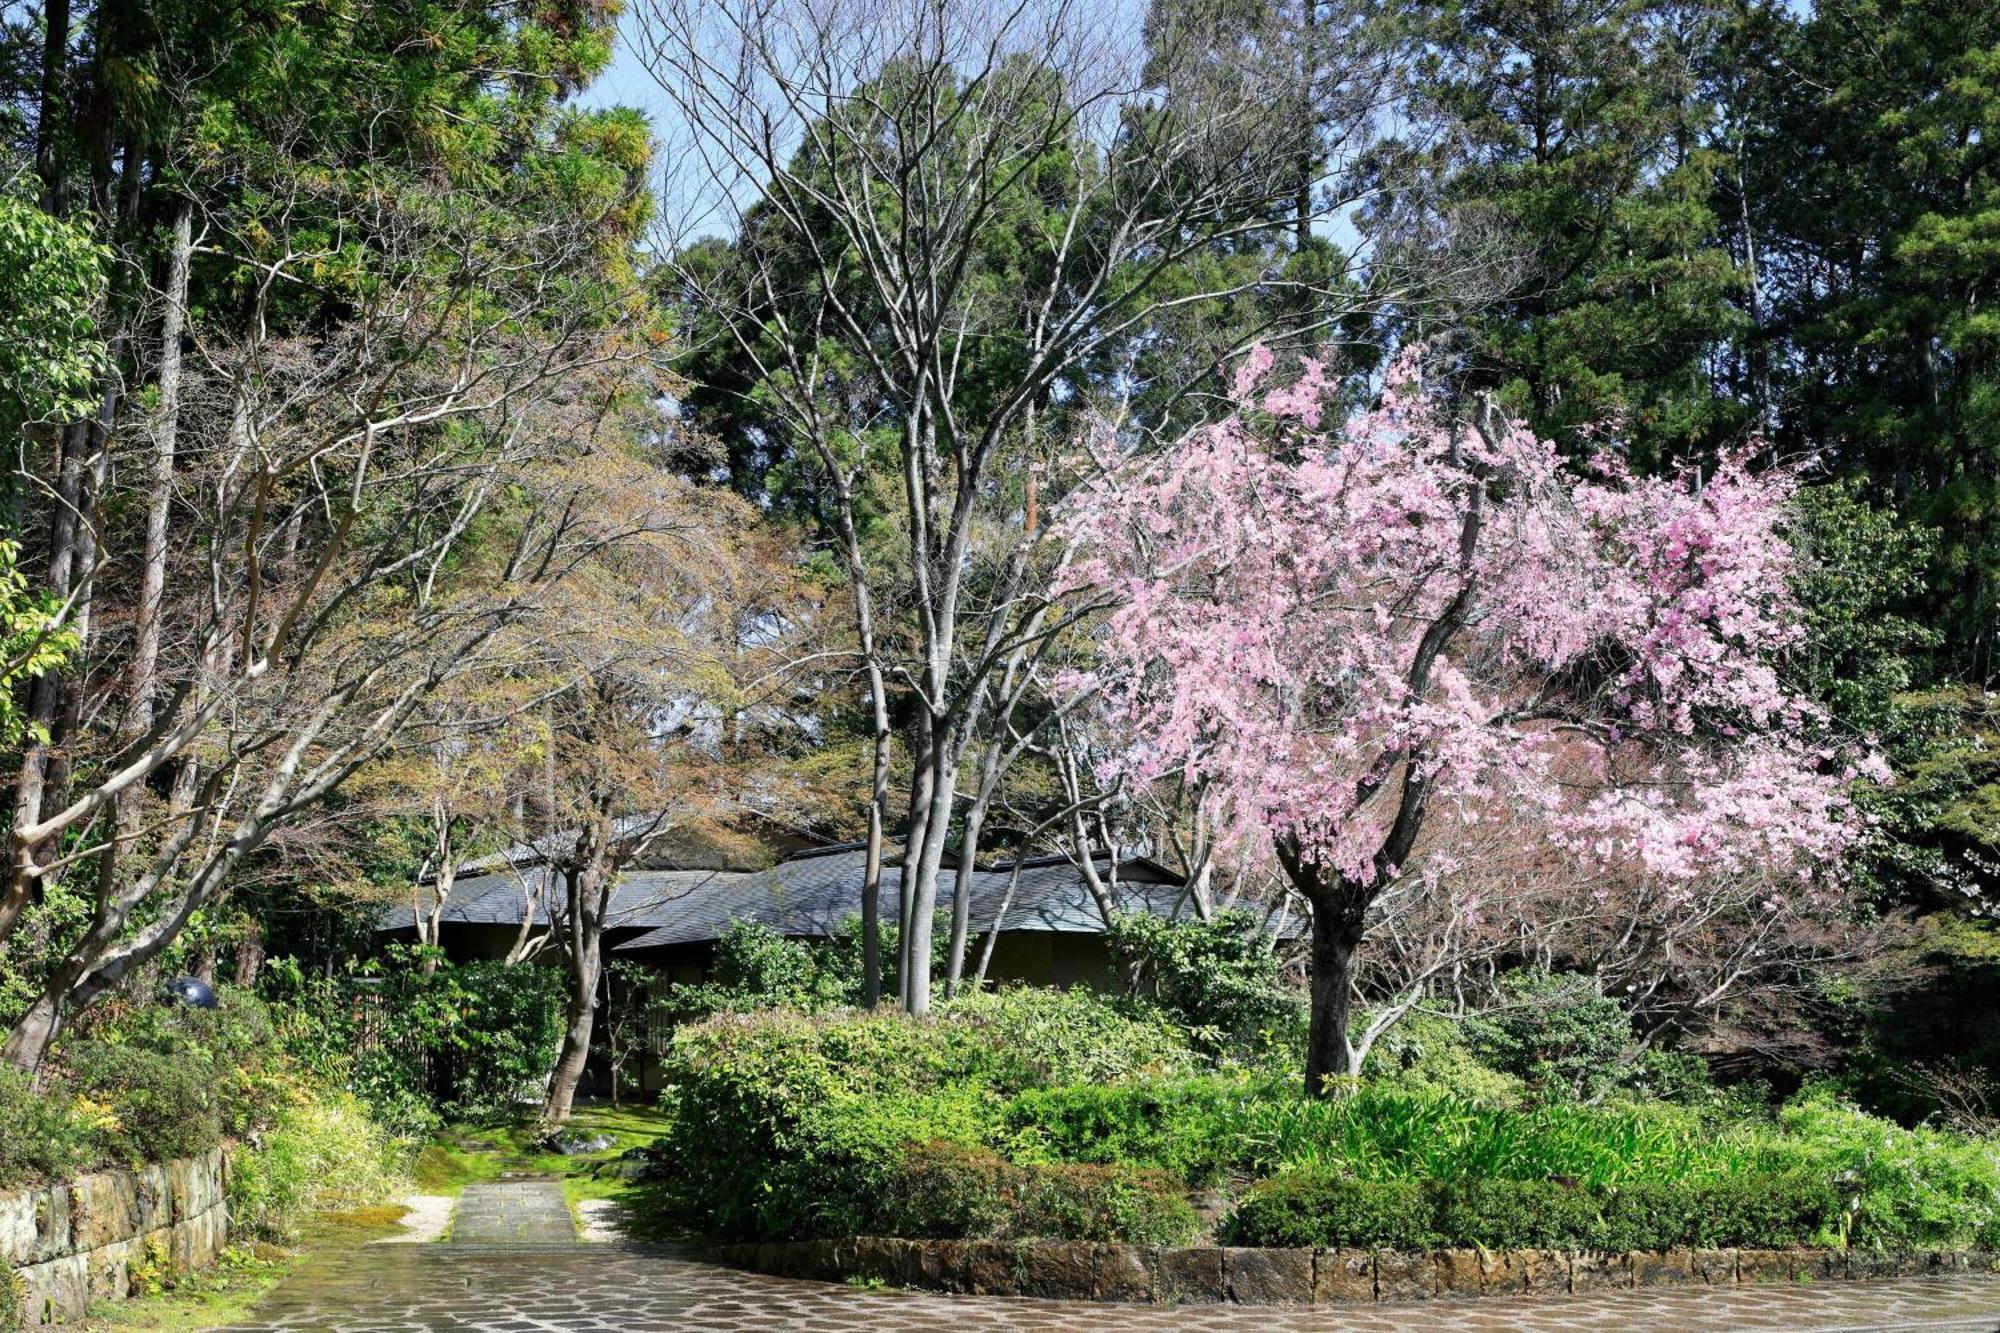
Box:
[444,1180,576,1247]
[217,1183,2000,1332]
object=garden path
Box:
[216,1184,2000,1332]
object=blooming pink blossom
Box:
[1057,349,1868,898]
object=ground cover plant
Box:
[648,989,2000,1254]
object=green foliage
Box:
[1229,1170,1839,1251]
[0,1065,98,1186]
[264,949,565,1132]
[1003,1077,1272,1186]
[665,920,858,1016]
[1462,969,1639,1101]
[0,539,79,751]
[1365,1011,1527,1107]
[0,191,106,438]
[1106,909,1302,1055]
[228,1086,406,1242]
[651,991,1197,1240]
[1777,1090,2000,1250]
[60,1041,224,1164]
[881,1142,1197,1243]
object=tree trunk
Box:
[542,942,599,1125]
[101,198,191,895]
[896,712,936,1002]
[1304,893,1364,1097]
[233,921,265,987]
[900,737,958,1016]
[33,0,69,211]
[859,664,890,1008]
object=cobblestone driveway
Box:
[216,1183,2000,1333]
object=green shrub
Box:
[1367,1012,1526,1107]
[883,1142,1198,1243]
[62,1040,222,1164]
[229,1085,406,1242]
[1463,969,1638,1101]
[265,950,565,1130]
[1106,909,1303,1054]
[1232,1170,1842,1250]
[1776,1091,2000,1249]
[1231,1174,1435,1249]
[74,991,284,1137]
[1004,1077,1273,1185]
[0,1065,99,1186]
[652,993,1197,1240]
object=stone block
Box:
[1093,1243,1155,1302]
[1520,1248,1568,1293]
[1795,1249,1843,1283]
[1965,1249,2000,1276]
[1224,1247,1312,1304]
[1736,1248,1794,1285]
[1018,1240,1096,1300]
[70,1171,139,1253]
[1435,1249,1483,1297]
[963,1240,1028,1297]
[1630,1249,1694,1286]
[1693,1248,1737,1285]
[1570,1251,1630,1293]
[0,1187,33,1266]
[849,1236,901,1285]
[1156,1246,1224,1304]
[909,1239,968,1291]
[1479,1249,1527,1295]
[1373,1249,1437,1302]
[1313,1248,1374,1304]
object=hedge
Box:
[881,1142,1198,1244]
[1230,1170,1842,1251]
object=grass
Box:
[414,1100,673,1209]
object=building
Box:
[377,834,1199,992]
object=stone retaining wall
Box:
[0,1150,229,1327]
[711,1237,2000,1306]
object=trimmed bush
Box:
[653,992,1197,1241]
[1231,1170,1843,1251]
[0,1065,98,1187]
[63,1041,223,1164]
[883,1142,1198,1243]
[1004,1077,1266,1185]
[1231,1174,1435,1249]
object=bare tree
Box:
[2,152,653,1071]
[635,0,1416,1012]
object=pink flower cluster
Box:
[1057,349,1870,893]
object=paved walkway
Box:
[219,1183,2000,1332]
[445,1180,577,1246]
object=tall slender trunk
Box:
[897,712,935,1002]
[860,706,889,1007]
[899,739,957,1016]
[541,856,606,1126]
[33,0,69,211]
[100,198,191,893]
[945,729,1004,996]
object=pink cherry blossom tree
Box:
[1058,347,1878,1096]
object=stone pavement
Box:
[215,1182,2000,1332]
[444,1181,577,1247]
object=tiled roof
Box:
[607,850,1195,953]
[379,845,1222,947]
